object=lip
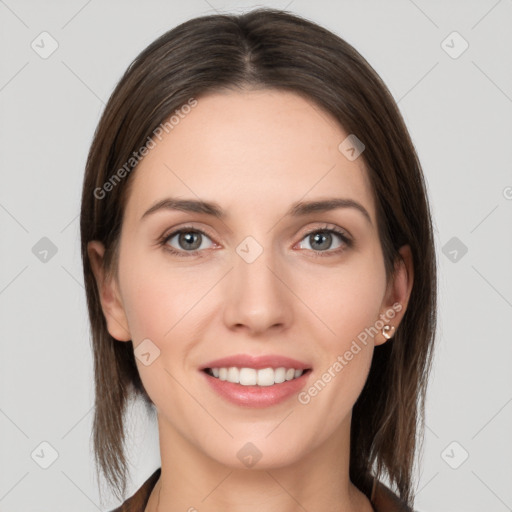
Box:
[200,354,313,408]
[201,368,312,408]
[200,353,311,371]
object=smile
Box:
[204,367,309,386]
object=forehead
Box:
[124,88,376,224]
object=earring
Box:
[382,324,395,340]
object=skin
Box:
[88,88,413,512]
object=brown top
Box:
[110,468,413,512]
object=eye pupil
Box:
[179,232,201,250]
[310,231,331,250]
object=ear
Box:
[87,240,131,342]
[374,244,414,346]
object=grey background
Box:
[1,0,511,511]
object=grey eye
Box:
[299,230,345,251]
[166,230,214,252]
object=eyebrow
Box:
[141,197,372,225]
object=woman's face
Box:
[89,88,412,470]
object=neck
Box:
[146,412,373,512]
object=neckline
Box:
[115,467,410,512]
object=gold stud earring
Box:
[382,324,395,340]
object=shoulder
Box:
[371,478,414,512]
[109,468,161,512]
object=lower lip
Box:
[201,370,311,408]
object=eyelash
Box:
[158,224,353,258]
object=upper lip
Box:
[201,354,311,370]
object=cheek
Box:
[117,253,218,395]
[119,250,207,341]
[304,253,387,345]
[118,261,198,407]
[296,253,385,407]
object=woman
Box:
[80,8,437,512]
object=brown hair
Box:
[80,7,437,508]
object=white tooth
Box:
[239,367,257,385]
[274,367,286,384]
[212,366,303,385]
[227,367,240,383]
[257,368,275,386]
[285,368,295,381]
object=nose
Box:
[222,243,293,335]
